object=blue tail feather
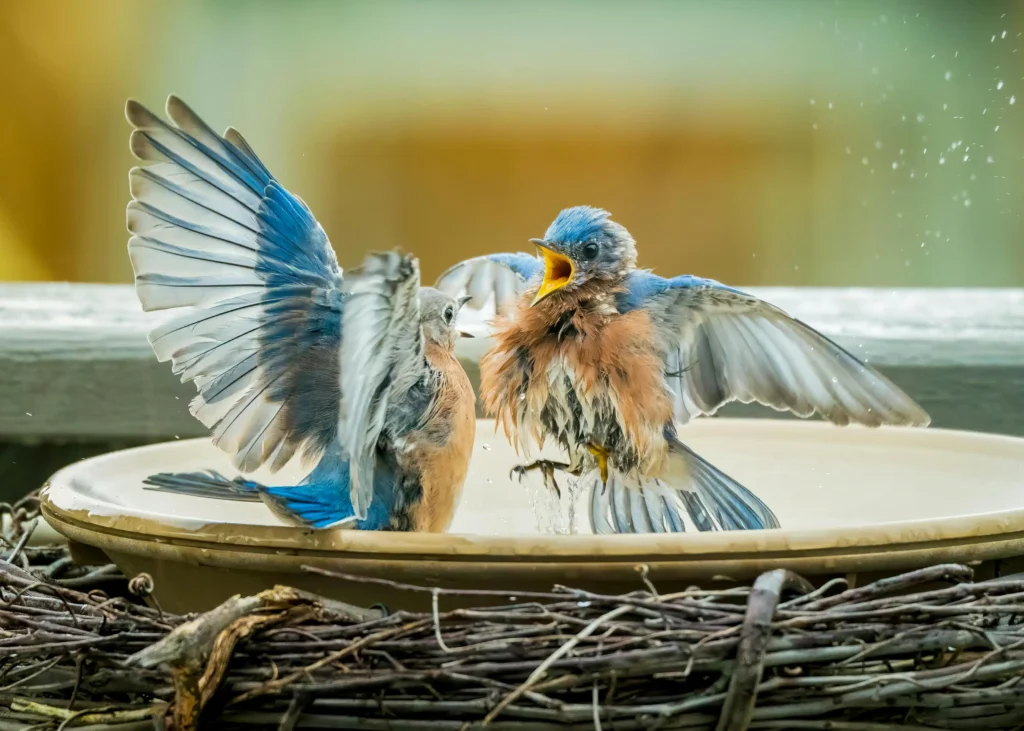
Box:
[669,438,780,530]
[142,447,397,531]
[143,470,262,502]
[260,483,357,529]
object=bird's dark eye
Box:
[582,242,600,261]
[443,306,454,324]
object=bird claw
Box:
[586,443,610,488]
[509,460,571,500]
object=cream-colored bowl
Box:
[40,419,1024,613]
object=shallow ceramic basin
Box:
[40,419,1024,613]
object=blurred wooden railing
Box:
[1,283,1023,500]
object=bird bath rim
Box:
[40,419,1024,562]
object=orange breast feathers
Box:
[407,344,477,533]
[480,298,673,460]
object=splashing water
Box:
[517,470,586,535]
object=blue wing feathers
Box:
[127,96,345,474]
[617,271,744,313]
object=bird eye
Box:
[443,306,454,324]
[582,242,600,260]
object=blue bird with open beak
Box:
[436,206,931,534]
[126,96,476,532]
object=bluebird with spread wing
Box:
[436,205,930,534]
[126,96,476,532]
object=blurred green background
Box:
[0,0,1021,288]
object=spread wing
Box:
[434,252,542,322]
[338,251,430,520]
[619,271,930,428]
[127,95,344,473]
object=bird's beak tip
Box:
[459,330,475,338]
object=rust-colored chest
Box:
[480,299,673,466]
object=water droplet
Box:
[811,122,818,130]
[875,140,883,149]
[482,444,491,451]
[923,148,928,154]
[995,125,1001,131]
[987,155,995,163]
[943,103,948,110]
[831,377,838,383]
[1003,30,1008,39]
[1011,95,1016,105]
[963,154,969,162]
[794,265,800,272]
[891,161,898,170]
[964,199,972,207]
[24,412,32,417]
[916,113,925,122]
[577,600,592,608]
[991,35,997,43]
[998,80,1005,90]
[828,102,834,110]
[861,156,869,165]
[809,98,815,105]
[174,435,180,440]
[920,241,926,248]
[939,156,946,164]
[509,596,518,602]
[945,70,953,80]
[845,146,852,155]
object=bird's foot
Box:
[586,443,610,489]
[510,460,572,499]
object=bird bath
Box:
[40,418,1024,614]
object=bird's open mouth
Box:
[531,241,574,305]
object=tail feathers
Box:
[672,441,780,531]
[143,470,262,502]
[588,471,695,534]
[259,484,357,530]
[142,469,358,530]
[587,442,780,534]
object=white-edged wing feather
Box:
[434,252,542,325]
[126,95,344,475]
[338,251,428,519]
[643,282,931,428]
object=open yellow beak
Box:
[530,239,575,306]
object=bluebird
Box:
[436,205,930,534]
[125,95,476,532]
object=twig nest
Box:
[129,572,155,597]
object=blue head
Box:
[529,206,637,305]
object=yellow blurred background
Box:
[1,0,1021,288]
